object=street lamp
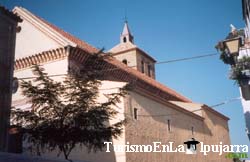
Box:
[183,138,200,154]
[223,36,250,100]
[223,37,243,56]
[222,36,243,66]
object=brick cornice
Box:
[111,47,156,62]
[14,47,69,70]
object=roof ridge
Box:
[15,6,98,54]
[106,57,192,102]
[38,16,99,53]
[13,6,191,103]
[14,45,191,102]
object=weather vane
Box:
[124,8,128,23]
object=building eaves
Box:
[202,104,230,121]
[14,6,98,54]
[15,46,68,70]
[12,6,191,102]
[169,101,230,121]
[14,45,191,102]
[111,47,157,62]
[38,17,99,54]
[68,46,191,102]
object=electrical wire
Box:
[156,53,218,64]
[17,74,67,80]
[114,97,241,118]
[210,97,241,108]
[121,108,203,117]
[17,52,219,80]
[14,52,241,117]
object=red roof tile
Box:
[35,15,98,54]
[103,55,192,102]
[69,46,191,102]
[19,8,192,103]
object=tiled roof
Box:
[109,41,156,62]
[109,41,137,53]
[33,13,98,54]
[69,47,191,102]
[15,7,191,102]
[0,6,22,22]
[106,58,191,102]
[14,45,191,102]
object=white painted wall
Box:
[12,61,127,162]
[245,16,250,38]
[239,46,250,140]
[15,18,62,59]
[12,59,68,107]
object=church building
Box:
[11,6,231,162]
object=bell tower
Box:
[120,21,134,44]
[109,21,156,79]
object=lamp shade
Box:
[223,37,242,56]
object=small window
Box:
[167,119,171,132]
[141,61,144,73]
[133,108,138,120]
[122,59,128,65]
[147,64,151,77]
[123,37,127,43]
[191,126,194,135]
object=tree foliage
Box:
[11,52,128,161]
[229,56,250,85]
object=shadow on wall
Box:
[8,122,117,162]
[19,131,118,162]
[126,92,213,136]
[17,132,118,162]
[201,108,229,138]
[0,152,89,162]
[244,111,250,141]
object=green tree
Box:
[11,52,127,161]
[233,158,242,162]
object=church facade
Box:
[12,6,231,162]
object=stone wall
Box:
[124,91,231,162]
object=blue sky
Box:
[2,0,248,146]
